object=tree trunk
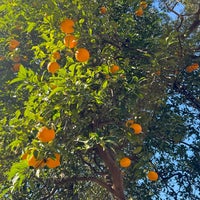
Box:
[96,145,125,200]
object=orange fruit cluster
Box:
[22,152,61,169]
[185,63,199,73]
[119,158,159,181]
[123,120,159,181]
[147,171,159,181]
[60,18,78,49]
[135,1,148,17]
[37,126,55,142]
[27,154,46,168]
[21,126,61,169]
[60,18,90,62]
[125,119,142,134]
[47,18,91,74]
[8,39,22,72]
[119,157,131,168]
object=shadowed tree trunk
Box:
[96,145,125,200]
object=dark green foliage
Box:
[0,0,199,199]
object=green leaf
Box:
[41,33,50,42]
[88,28,92,36]
[8,77,23,85]
[0,4,7,12]
[18,65,27,79]
[27,22,36,32]
[101,80,108,89]
[79,18,85,24]
[69,64,76,76]
[89,132,99,139]
[24,108,35,120]
[133,146,142,154]
[0,187,10,199]
[48,86,64,98]
[7,160,28,182]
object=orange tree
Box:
[0,0,199,199]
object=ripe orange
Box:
[155,70,161,76]
[9,39,20,50]
[119,157,131,168]
[100,6,107,14]
[140,1,148,9]
[125,119,134,127]
[21,153,28,160]
[64,35,78,48]
[60,19,75,34]
[27,155,38,166]
[147,171,159,181]
[186,63,199,72]
[75,48,90,62]
[135,8,143,16]
[185,65,193,73]
[47,62,60,74]
[130,123,142,134]
[12,63,21,72]
[46,153,61,168]
[37,126,55,142]
[110,65,120,74]
[192,63,199,69]
[27,155,46,168]
[52,51,61,60]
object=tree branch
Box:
[41,187,57,200]
[96,144,125,200]
[182,4,200,38]
[173,82,200,111]
[79,151,107,176]
[56,176,116,195]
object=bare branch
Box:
[182,4,200,38]
[79,152,107,176]
[41,187,57,200]
[173,82,200,111]
[165,2,180,17]
[165,2,184,31]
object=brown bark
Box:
[96,145,125,200]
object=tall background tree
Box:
[0,0,199,199]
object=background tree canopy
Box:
[0,0,199,199]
